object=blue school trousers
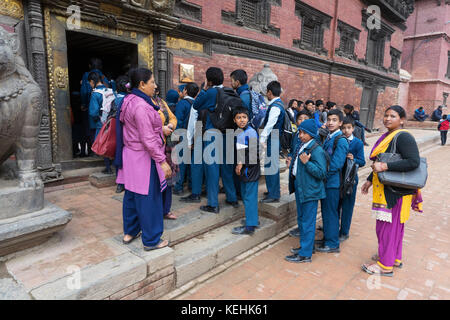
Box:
[220,134,237,203]
[339,184,357,236]
[295,190,318,258]
[241,181,259,227]
[320,188,341,249]
[122,160,163,247]
[264,137,280,199]
[190,146,204,196]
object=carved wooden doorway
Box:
[360,86,379,130]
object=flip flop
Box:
[371,254,403,268]
[122,231,142,245]
[164,213,177,220]
[361,264,394,277]
[144,239,169,251]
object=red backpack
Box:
[91,117,116,158]
[438,119,449,131]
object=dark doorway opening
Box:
[66,31,138,160]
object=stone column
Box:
[24,0,62,183]
[156,31,169,98]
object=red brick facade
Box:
[169,0,411,129]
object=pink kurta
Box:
[116,94,167,195]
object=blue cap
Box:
[178,84,186,92]
[166,89,179,105]
[298,119,318,139]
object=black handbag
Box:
[340,158,359,198]
[376,133,428,189]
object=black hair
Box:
[88,71,101,84]
[296,109,312,121]
[418,106,424,110]
[297,100,304,106]
[342,116,355,127]
[288,99,298,108]
[129,68,153,89]
[315,99,324,107]
[326,101,337,110]
[267,81,281,97]
[230,69,248,85]
[305,99,315,106]
[327,109,344,121]
[344,104,354,111]
[443,114,448,120]
[89,57,103,70]
[185,82,200,98]
[233,106,249,119]
[116,75,129,94]
[386,105,407,119]
[206,67,224,86]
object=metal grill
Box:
[242,0,258,27]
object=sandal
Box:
[371,254,403,268]
[164,212,177,220]
[361,263,394,277]
[123,231,142,245]
[144,239,169,251]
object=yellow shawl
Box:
[370,129,423,223]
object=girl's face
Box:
[292,101,298,109]
[383,109,404,131]
[139,75,156,97]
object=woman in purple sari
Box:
[116,68,172,251]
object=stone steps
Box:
[173,216,278,287]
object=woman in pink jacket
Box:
[117,68,172,250]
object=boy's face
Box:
[296,114,309,126]
[341,123,354,138]
[181,88,187,98]
[318,104,324,112]
[306,103,314,112]
[89,80,96,89]
[234,113,249,129]
[299,130,313,143]
[326,115,343,133]
[230,77,239,90]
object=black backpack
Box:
[340,158,359,198]
[280,109,293,152]
[208,87,243,133]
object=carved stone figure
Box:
[0,26,42,189]
[151,0,176,13]
[248,64,279,98]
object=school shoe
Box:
[240,219,260,228]
[260,197,280,203]
[232,226,255,235]
[200,205,220,214]
[263,192,269,196]
[315,245,340,253]
[102,168,113,175]
[291,247,315,255]
[180,194,201,203]
[172,189,183,195]
[226,200,239,208]
[289,228,300,238]
[339,234,349,242]
[285,254,312,263]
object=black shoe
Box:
[232,226,254,235]
[260,197,280,203]
[102,168,113,175]
[285,254,311,263]
[240,219,260,228]
[289,228,300,238]
[314,239,324,245]
[315,245,340,253]
[116,184,125,194]
[291,247,316,255]
[173,189,183,195]
[226,200,239,208]
[200,205,219,214]
[339,234,349,242]
[263,192,269,196]
[180,194,201,203]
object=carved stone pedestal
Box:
[89,172,117,188]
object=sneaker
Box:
[180,194,201,203]
[232,226,254,235]
[289,228,300,238]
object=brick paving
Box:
[180,144,450,300]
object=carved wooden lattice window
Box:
[293,1,331,56]
[241,0,258,27]
[336,20,360,60]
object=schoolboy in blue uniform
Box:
[285,119,327,263]
[174,82,199,195]
[260,81,285,203]
[193,67,237,213]
[338,117,366,241]
[231,107,261,235]
[316,109,349,253]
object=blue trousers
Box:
[190,148,204,196]
[339,183,357,236]
[320,188,341,248]
[174,145,190,192]
[233,170,241,197]
[264,137,280,199]
[162,186,172,216]
[295,191,318,257]
[122,160,163,247]
[241,181,259,227]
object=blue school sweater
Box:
[175,98,193,129]
[193,88,219,131]
[88,84,106,131]
[323,130,349,189]
[347,136,366,184]
[236,84,252,119]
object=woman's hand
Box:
[161,162,172,179]
[162,125,173,137]
[361,181,372,195]
[371,161,388,173]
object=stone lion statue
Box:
[248,64,279,98]
[0,26,43,188]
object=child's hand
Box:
[299,153,311,164]
[235,164,243,176]
[286,156,292,167]
[347,153,354,160]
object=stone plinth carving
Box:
[0,26,71,257]
[248,64,279,100]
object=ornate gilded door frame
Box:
[42,6,153,162]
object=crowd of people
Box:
[80,59,424,276]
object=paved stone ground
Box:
[0,128,445,299]
[179,144,450,300]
